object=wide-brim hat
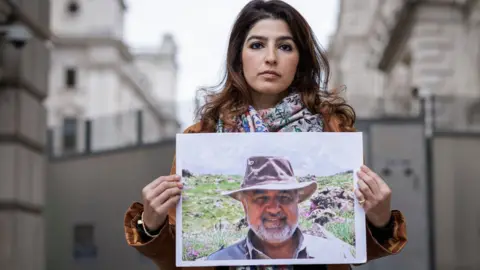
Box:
[222,156,317,203]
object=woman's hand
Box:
[141,174,183,231]
[355,165,392,228]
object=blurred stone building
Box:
[328,2,480,269]
[328,0,480,131]
[45,0,180,157]
[0,0,51,270]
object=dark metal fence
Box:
[47,108,179,158]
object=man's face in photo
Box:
[241,189,300,243]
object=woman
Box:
[124,1,407,269]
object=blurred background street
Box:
[0,0,479,269]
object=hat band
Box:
[241,177,301,188]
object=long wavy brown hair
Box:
[195,0,355,132]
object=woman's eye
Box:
[250,42,263,49]
[279,44,292,51]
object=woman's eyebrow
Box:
[246,35,294,42]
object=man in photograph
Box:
[206,156,355,261]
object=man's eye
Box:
[254,196,268,203]
[279,196,293,203]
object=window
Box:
[66,1,80,15]
[468,101,480,125]
[65,67,77,89]
[62,117,77,152]
[73,224,97,259]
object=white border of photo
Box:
[175,132,367,267]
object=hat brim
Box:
[222,181,318,203]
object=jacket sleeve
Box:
[355,210,407,265]
[123,152,179,270]
[123,202,177,270]
[123,123,203,270]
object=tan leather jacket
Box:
[123,115,408,270]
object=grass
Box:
[181,172,355,261]
[325,211,356,246]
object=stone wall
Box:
[46,140,176,270]
[0,1,51,269]
[328,0,480,128]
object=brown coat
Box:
[123,115,408,270]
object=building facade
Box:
[328,0,480,131]
[0,0,51,269]
[45,0,180,157]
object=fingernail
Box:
[177,182,183,188]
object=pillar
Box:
[0,1,50,269]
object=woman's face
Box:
[241,19,299,100]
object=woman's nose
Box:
[264,46,277,65]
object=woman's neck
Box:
[251,91,288,110]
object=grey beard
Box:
[247,216,298,243]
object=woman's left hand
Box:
[355,165,392,228]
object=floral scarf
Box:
[216,92,324,133]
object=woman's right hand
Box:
[141,174,183,231]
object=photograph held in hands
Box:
[175,132,366,267]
